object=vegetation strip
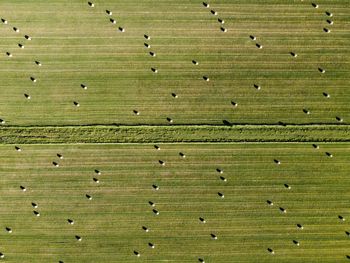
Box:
[0,125,349,144]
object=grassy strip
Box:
[0,125,349,144]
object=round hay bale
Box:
[296,223,303,229]
[86,194,92,200]
[256,43,263,49]
[311,3,319,8]
[203,2,209,8]
[13,27,19,32]
[118,27,125,32]
[24,35,31,40]
[106,10,112,15]
[267,248,275,255]
[0,119,5,124]
[93,177,99,183]
[325,11,333,17]
[20,185,27,192]
[148,242,155,248]
[250,35,256,40]
[18,43,24,49]
[152,209,159,215]
[68,219,74,225]
[199,217,206,223]
[293,240,300,246]
[323,92,330,98]
[210,10,217,15]
[33,210,40,217]
[24,94,31,100]
[133,251,140,257]
[81,84,87,90]
[31,202,38,208]
[73,101,80,107]
[6,52,12,57]
[95,169,101,175]
[1,18,8,24]
[218,18,224,24]
[0,252,4,258]
[75,235,82,241]
[210,233,217,240]
[220,27,227,32]
[144,34,150,40]
[144,43,151,48]
[35,61,42,66]
[88,2,94,7]
[267,200,273,206]
[142,226,149,232]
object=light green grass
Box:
[0,143,349,262]
[0,0,348,125]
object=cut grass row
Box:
[0,124,349,144]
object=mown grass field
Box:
[0,1,349,263]
[0,143,349,262]
[0,0,348,125]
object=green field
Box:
[0,0,349,262]
[0,0,349,125]
[0,143,349,262]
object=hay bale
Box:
[73,101,80,107]
[106,10,112,15]
[30,77,36,82]
[179,152,186,158]
[81,84,87,90]
[311,3,319,8]
[86,194,92,200]
[158,160,165,166]
[13,27,19,32]
[325,152,333,158]
[171,93,178,98]
[75,235,82,241]
[166,117,173,123]
[35,61,42,66]
[290,52,297,57]
[267,248,275,254]
[5,227,12,233]
[33,210,40,217]
[199,217,206,223]
[15,146,21,152]
[346,255,350,259]
[267,200,273,206]
[0,253,4,258]
[293,240,300,246]
[93,177,99,183]
[198,258,205,263]
[142,226,149,232]
[149,52,156,57]
[231,101,238,107]
[274,159,281,165]
[192,60,199,65]
[95,169,101,175]
[148,242,155,248]
[303,109,310,115]
[327,19,333,25]
[203,76,209,81]
[336,116,343,122]
[211,10,218,15]
[203,2,209,8]
[0,119,5,124]
[284,183,291,189]
[20,185,27,192]
[323,92,330,98]
[57,153,63,159]
[118,27,125,32]
[312,144,319,149]
[218,18,224,24]
[6,52,12,57]
[220,27,227,32]
[53,161,59,167]
[296,223,304,229]
[144,34,150,40]
[210,233,217,240]
[220,176,227,182]
[345,231,350,236]
[256,43,263,49]
[31,202,38,208]
[151,67,158,73]
[1,18,8,24]
[152,184,159,190]
[250,35,256,40]
[134,251,140,257]
[24,94,31,100]
[154,145,160,150]
[68,219,74,225]
[149,201,155,207]
[18,43,24,49]
[110,18,116,24]
[24,35,31,40]
[144,43,151,48]
[152,209,159,215]
[279,207,287,213]
[325,11,333,17]
[323,28,330,33]
[254,84,261,90]
[88,2,94,7]
[218,192,224,198]
[133,110,140,115]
